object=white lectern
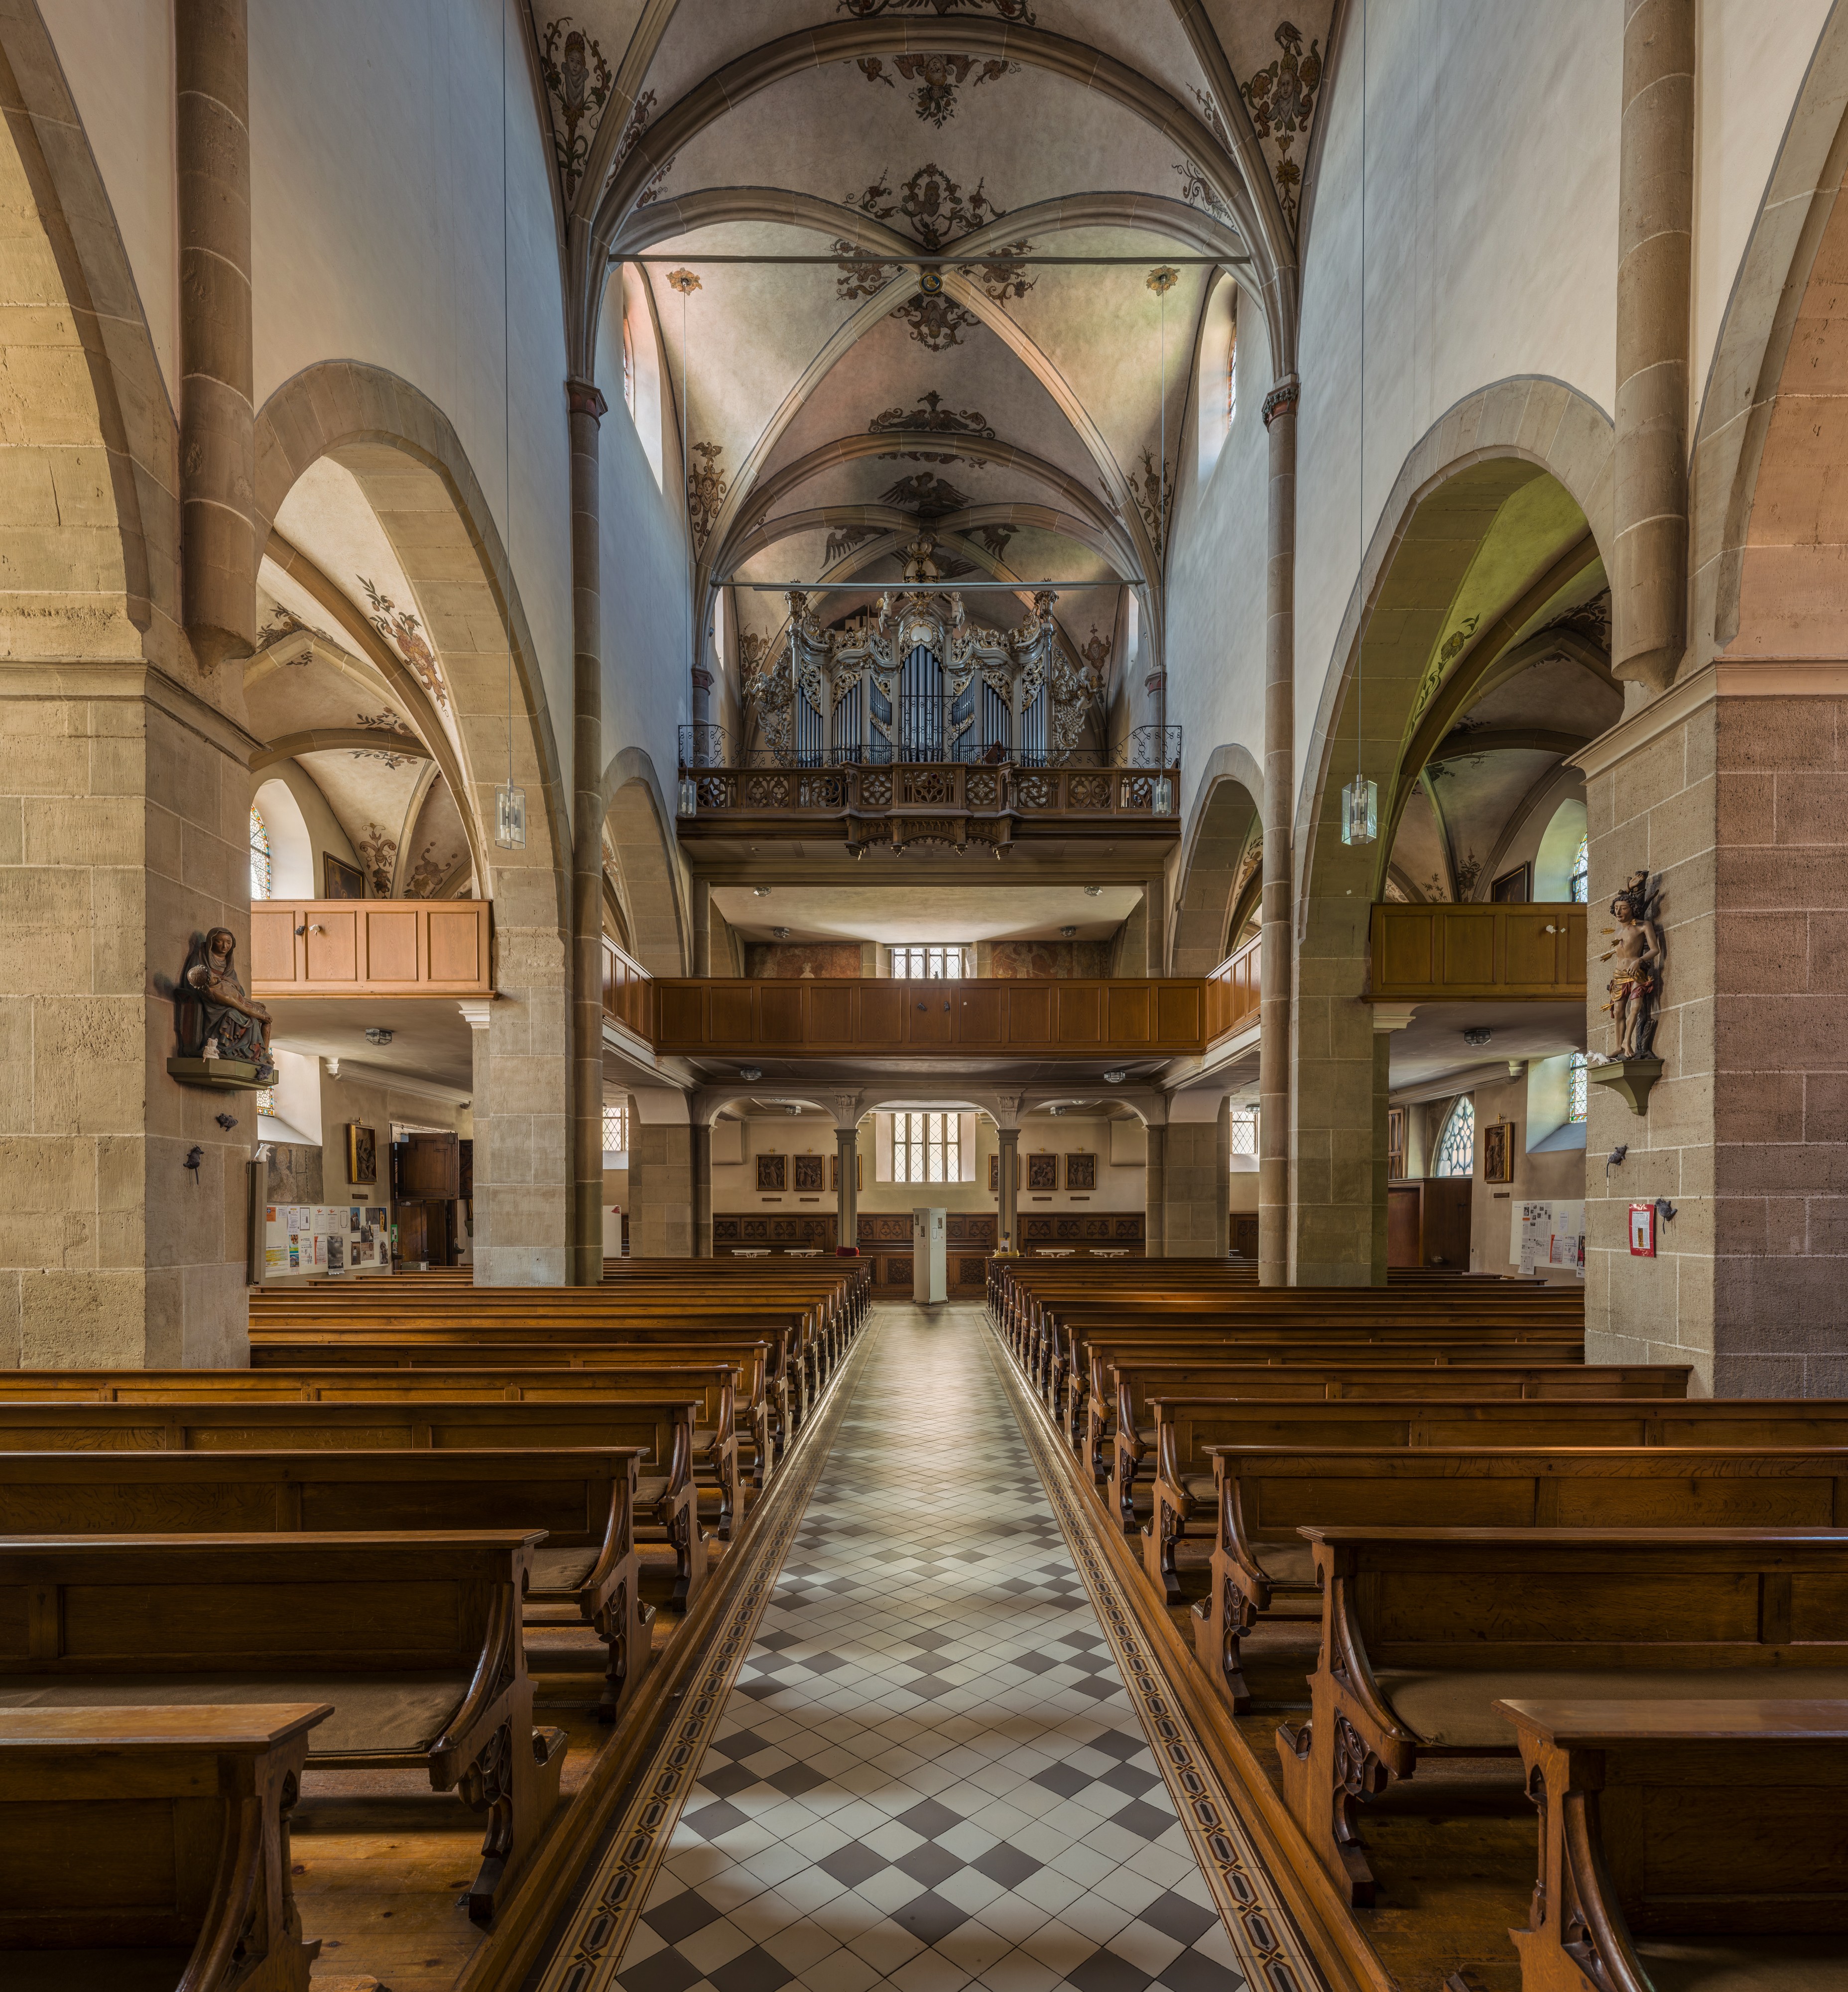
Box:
[912,1206,947,1304]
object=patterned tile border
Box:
[979,1317,1328,1992]
[532,1321,879,1992]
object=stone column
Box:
[1611,0,1694,692]
[629,1124,693,1256]
[1260,376,1299,1285]
[1143,873,1167,976]
[691,1120,712,1257]
[567,380,607,1286]
[1160,1098,1231,1257]
[176,0,256,671]
[1144,1123,1167,1259]
[836,1127,859,1252]
[996,1126,1019,1253]
[690,875,711,978]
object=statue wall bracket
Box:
[1588,1057,1662,1116]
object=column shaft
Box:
[176,0,256,669]
[691,876,711,978]
[567,381,607,1286]
[692,1121,712,1257]
[997,1128,1019,1254]
[836,1129,859,1253]
[1260,379,1299,1286]
[1612,0,1694,691]
[1145,1124,1167,1260]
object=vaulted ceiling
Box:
[532,0,1337,691]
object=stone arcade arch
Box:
[252,364,574,1287]
[1171,751,1265,977]
[1290,380,1616,1284]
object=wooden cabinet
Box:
[1386,1178,1472,1269]
[393,1132,460,1202]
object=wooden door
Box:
[398,1132,460,1200]
[396,1202,429,1265]
[1387,1186,1422,1268]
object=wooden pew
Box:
[0,1531,566,1924]
[1175,1444,1848,1697]
[0,1449,652,1721]
[1101,1359,1693,1529]
[0,1362,754,1535]
[0,1396,707,1609]
[1276,1525,1848,1907]
[1497,1698,1848,1992]
[0,1702,330,1990]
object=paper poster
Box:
[1511,1200,1585,1278]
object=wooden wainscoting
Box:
[251,899,492,997]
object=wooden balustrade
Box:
[1204,932,1261,1043]
[1369,900,1587,1001]
[651,977,1208,1056]
[250,898,492,997]
[602,934,653,1037]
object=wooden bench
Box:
[1171,1445,1848,1696]
[1101,1360,1694,1530]
[1276,1525,1848,1907]
[1497,1698,1848,1992]
[0,1449,653,1721]
[0,1531,566,1924]
[0,1396,708,1609]
[0,1702,330,1990]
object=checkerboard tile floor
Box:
[614,1303,1245,1992]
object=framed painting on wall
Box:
[1025,1153,1059,1192]
[323,855,366,900]
[830,1153,863,1191]
[1482,1120,1515,1185]
[347,1123,377,1188]
[1490,863,1532,903]
[1064,1152,1097,1191]
[987,1153,1021,1191]
[756,1154,786,1192]
[793,1154,825,1192]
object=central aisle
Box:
[596,1302,1253,1992]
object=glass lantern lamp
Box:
[678,774,698,817]
[495,782,527,850]
[1341,773,1377,846]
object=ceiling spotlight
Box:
[1060,925,1077,938]
[1463,1026,1493,1048]
[1084,885,1102,897]
[1104,1069,1127,1084]
[364,1026,393,1047]
[739,1067,762,1082]
[772,926,790,940]
[786,1103,801,1116]
[753,886,771,897]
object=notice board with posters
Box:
[1509,1199,1585,1278]
[263,1203,391,1278]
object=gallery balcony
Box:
[250,899,493,998]
[674,726,1182,852]
[1368,901,1587,1002]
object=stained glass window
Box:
[893,1111,959,1184]
[1569,1053,1589,1125]
[255,1083,276,1116]
[1226,296,1238,428]
[249,805,272,901]
[1569,833,1589,903]
[622,318,636,417]
[1436,1098,1476,1178]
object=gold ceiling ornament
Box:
[1145,265,1180,297]
[666,267,703,295]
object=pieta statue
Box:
[1600,870,1665,1061]
[177,927,276,1079]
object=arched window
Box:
[1568,1052,1589,1125]
[622,316,636,417]
[1226,293,1238,429]
[1569,833,1589,903]
[1435,1098,1475,1178]
[249,805,272,901]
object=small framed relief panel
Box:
[756,1154,786,1192]
[347,1123,377,1188]
[1482,1120,1515,1185]
[830,1153,863,1191]
[1026,1153,1059,1192]
[793,1154,825,1192]
[1064,1152,1097,1192]
[988,1153,1020,1192]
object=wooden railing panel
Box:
[647,977,1212,1056]
[1205,933,1261,1043]
[1370,901,1586,1001]
[251,900,493,998]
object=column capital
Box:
[457,998,494,1032]
[1262,373,1301,428]
[565,377,609,421]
